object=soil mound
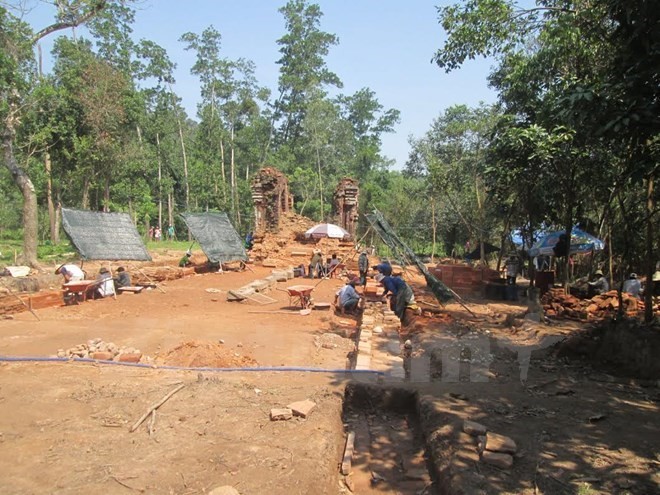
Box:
[160,341,258,368]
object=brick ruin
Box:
[333,178,360,237]
[251,167,293,233]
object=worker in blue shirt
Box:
[379,274,416,321]
[374,261,393,277]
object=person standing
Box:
[327,253,340,278]
[309,250,323,279]
[505,256,518,285]
[358,250,369,286]
[167,224,175,240]
[245,231,254,250]
[154,227,162,242]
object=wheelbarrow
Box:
[278,284,315,309]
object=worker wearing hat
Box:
[335,277,362,314]
[588,269,609,296]
[622,272,642,298]
[95,267,115,299]
[358,250,369,286]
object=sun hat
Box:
[630,273,637,279]
[594,269,603,276]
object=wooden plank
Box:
[341,431,356,475]
[245,292,277,305]
[118,286,144,294]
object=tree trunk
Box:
[156,132,163,231]
[607,223,614,290]
[316,146,324,220]
[2,132,39,267]
[644,173,655,323]
[431,196,437,263]
[230,126,237,225]
[220,139,227,205]
[168,191,173,227]
[81,177,90,209]
[475,175,486,265]
[45,151,59,244]
[103,174,110,212]
[563,210,573,291]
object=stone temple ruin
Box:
[333,178,360,237]
[250,167,293,233]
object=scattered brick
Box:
[485,432,517,454]
[270,408,293,421]
[481,451,513,469]
[287,399,316,418]
[463,420,487,436]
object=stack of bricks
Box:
[432,264,500,297]
[354,301,405,379]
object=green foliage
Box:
[275,0,342,144]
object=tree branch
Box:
[31,0,107,44]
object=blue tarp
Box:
[528,228,604,257]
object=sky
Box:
[25,0,498,170]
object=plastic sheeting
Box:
[365,209,453,303]
[61,208,152,261]
[180,212,247,263]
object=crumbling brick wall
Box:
[333,178,359,237]
[251,167,293,233]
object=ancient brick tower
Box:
[333,178,359,237]
[250,167,293,233]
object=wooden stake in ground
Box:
[148,410,156,437]
[130,383,185,433]
[0,283,40,321]
[135,268,166,294]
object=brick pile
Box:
[250,212,358,269]
[463,420,518,469]
[432,264,500,297]
[56,338,144,363]
[542,289,654,319]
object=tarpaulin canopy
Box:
[61,208,151,261]
[528,228,604,257]
[180,212,247,263]
[304,223,350,239]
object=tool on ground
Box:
[277,285,315,309]
[248,308,312,315]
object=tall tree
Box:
[273,0,341,150]
[336,88,400,180]
[1,0,109,266]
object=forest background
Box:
[1,0,658,318]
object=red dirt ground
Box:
[0,249,658,494]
